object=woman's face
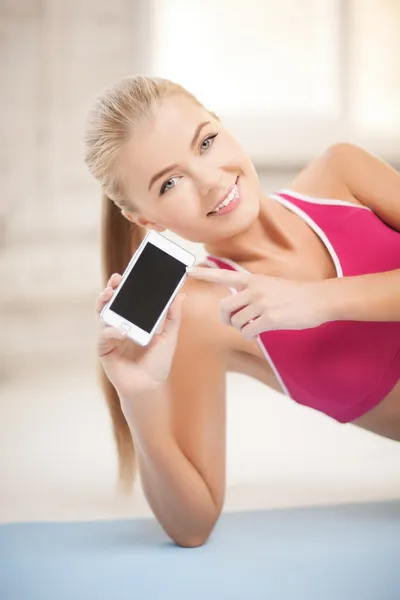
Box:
[120,94,262,244]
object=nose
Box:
[197,170,224,199]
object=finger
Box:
[187,267,250,290]
[95,286,114,314]
[219,290,252,325]
[159,293,186,341]
[98,325,128,357]
[96,274,122,320]
[106,273,122,289]
[230,304,263,331]
[154,312,168,336]
[153,293,184,337]
[240,317,264,340]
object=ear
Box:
[139,220,166,232]
[121,209,165,232]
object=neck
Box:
[204,194,296,263]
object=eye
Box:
[200,133,218,153]
[160,176,180,195]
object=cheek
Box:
[158,189,201,232]
[223,133,248,159]
[239,161,262,205]
[161,198,211,242]
[163,210,191,231]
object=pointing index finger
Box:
[186,266,250,289]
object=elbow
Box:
[325,142,355,158]
[173,532,211,549]
[156,497,224,549]
[170,512,221,549]
[324,142,356,172]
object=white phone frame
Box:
[100,230,196,346]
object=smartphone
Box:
[100,231,196,346]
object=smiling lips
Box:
[207,177,241,216]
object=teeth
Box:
[211,184,238,213]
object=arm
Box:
[320,268,400,322]
[292,142,400,231]
[328,142,400,232]
[122,279,228,547]
[292,143,400,323]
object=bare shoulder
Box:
[289,143,364,207]
[179,266,237,351]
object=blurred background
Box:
[1,0,400,523]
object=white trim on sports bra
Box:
[201,256,291,398]
[270,192,344,278]
[202,188,368,398]
[277,188,372,211]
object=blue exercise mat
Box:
[1,500,399,600]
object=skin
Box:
[96,93,400,546]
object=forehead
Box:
[122,94,212,193]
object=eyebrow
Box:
[148,121,211,191]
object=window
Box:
[349,0,400,135]
[149,0,400,164]
[152,0,340,116]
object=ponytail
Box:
[83,75,210,491]
[99,192,145,492]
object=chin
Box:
[228,210,258,237]
[202,203,259,244]
[230,195,260,229]
[178,187,260,244]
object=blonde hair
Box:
[83,75,210,491]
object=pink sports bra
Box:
[205,189,400,423]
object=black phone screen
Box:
[109,243,187,333]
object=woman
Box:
[84,75,400,547]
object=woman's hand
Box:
[96,274,186,398]
[187,267,331,338]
